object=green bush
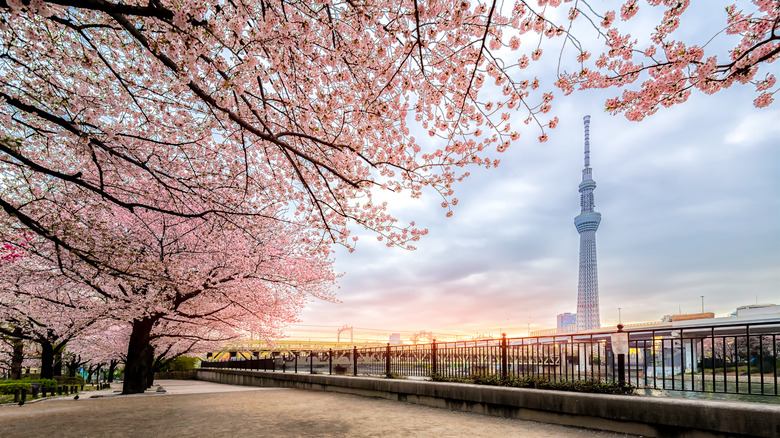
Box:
[470,372,503,386]
[384,372,407,379]
[55,376,85,385]
[0,382,32,394]
[33,379,58,390]
[159,356,199,372]
[0,379,55,395]
[428,373,459,383]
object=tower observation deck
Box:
[575,116,601,331]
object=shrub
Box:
[0,382,32,394]
[429,373,634,395]
[55,376,85,386]
[33,379,58,391]
[470,372,503,386]
[429,373,461,383]
[159,356,199,372]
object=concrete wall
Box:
[196,369,779,438]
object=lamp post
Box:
[701,296,704,313]
[611,324,628,386]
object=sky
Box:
[287,4,780,343]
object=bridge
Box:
[207,339,386,361]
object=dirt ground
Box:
[0,380,641,437]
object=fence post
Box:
[385,343,391,376]
[310,351,314,374]
[353,346,358,376]
[501,333,508,380]
[328,348,333,375]
[431,339,438,376]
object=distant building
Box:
[731,303,779,317]
[557,313,577,330]
[389,333,401,345]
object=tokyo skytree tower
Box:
[574,115,601,331]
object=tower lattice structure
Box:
[574,115,601,331]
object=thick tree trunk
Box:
[10,329,24,380]
[40,339,55,379]
[53,350,62,377]
[122,317,156,394]
[146,348,156,388]
[86,365,94,383]
[67,358,78,377]
[107,360,117,382]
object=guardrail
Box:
[200,320,780,397]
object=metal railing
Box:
[200,320,780,396]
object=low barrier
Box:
[197,369,780,438]
[201,320,780,398]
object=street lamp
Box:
[612,324,629,386]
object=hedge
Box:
[55,376,85,385]
[0,382,31,394]
[429,373,635,395]
[1,379,58,392]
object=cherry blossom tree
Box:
[112,213,335,393]
[1,207,336,393]
[0,328,25,379]
[64,322,128,382]
[0,249,108,379]
[1,0,776,393]
[1,243,22,266]
[555,0,778,119]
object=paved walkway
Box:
[0,380,641,437]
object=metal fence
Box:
[200,320,780,397]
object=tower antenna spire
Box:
[583,115,591,168]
